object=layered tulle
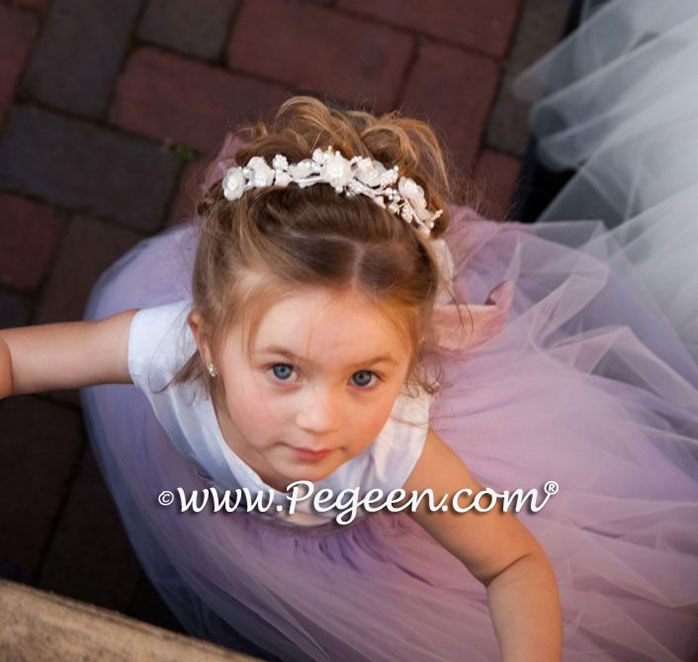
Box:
[512,0,698,225]
[81,205,698,661]
[510,0,698,369]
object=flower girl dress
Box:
[80,2,698,660]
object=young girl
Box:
[2,74,697,662]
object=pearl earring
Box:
[207,363,218,377]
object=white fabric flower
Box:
[247,156,275,187]
[415,206,434,221]
[274,171,291,187]
[222,167,246,200]
[355,158,386,187]
[272,154,288,170]
[288,159,314,178]
[312,147,329,164]
[382,167,399,186]
[398,177,426,206]
[324,151,353,191]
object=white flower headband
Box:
[221,145,443,237]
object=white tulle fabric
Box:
[511,0,698,362]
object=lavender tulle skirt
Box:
[80,200,698,661]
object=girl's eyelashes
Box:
[265,363,382,388]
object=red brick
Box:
[401,40,499,172]
[0,106,180,233]
[34,215,144,324]
[38,446,141,611]
[0,395,83,583]
[227,0,413,111]
[137,0,239,61]
[0,193,63,292]
[0,5,39,124]
[21,0,142,118]
[339,0,521,58]
[473,150,521,221]
[109,47,290,154]
[0,290,32,328]
[8,0,53,7]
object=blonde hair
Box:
[169,96,475,407]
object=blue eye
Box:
[270,363,295,381]
[351,370,376,388]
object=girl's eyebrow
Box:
[256,345,399,369]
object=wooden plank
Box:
[0,579,265,662]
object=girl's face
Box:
[191,288,412,492]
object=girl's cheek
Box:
[243,380,283,420]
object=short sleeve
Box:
[358,386,435,492]
[127,298,194,393]
[125,298,207,468]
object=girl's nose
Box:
[295,384,341,434]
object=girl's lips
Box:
[287,445,332,461]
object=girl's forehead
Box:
[253,305,406,370]
[259,289,394,334]
[224,287,410,360]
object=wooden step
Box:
[0,579,266,662]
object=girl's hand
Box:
[402,428,563,662]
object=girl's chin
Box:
[274,463,335,487]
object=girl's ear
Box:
[187,310,212,364]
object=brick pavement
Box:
[0,0,570,651]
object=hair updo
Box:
[172,95,468,406]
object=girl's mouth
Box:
[287,445,332,462]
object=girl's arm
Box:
[0,336,12,399]
[0,309,139,398]
[402,427,563,662]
